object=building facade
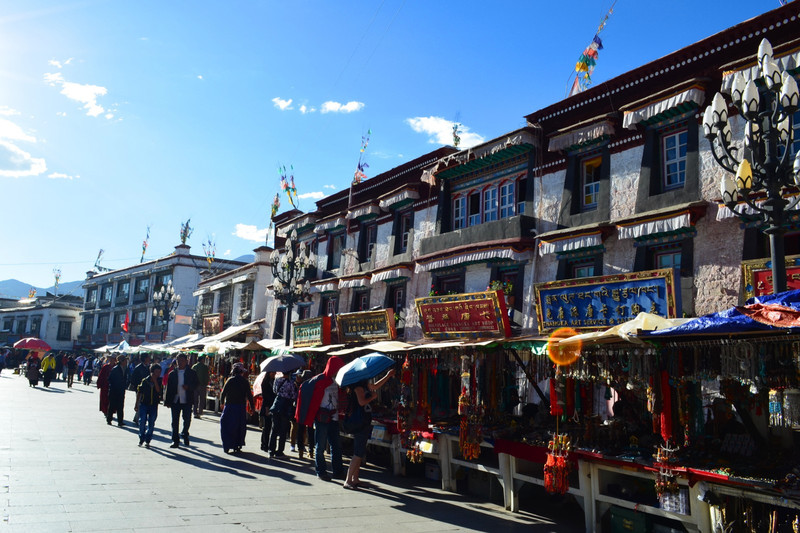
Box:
[0,295,82,350]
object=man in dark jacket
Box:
[107,354,128,426]
[191,355,210,418]
[163,353,199,448]
[129,354,152,424]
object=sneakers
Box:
[170,442,179,449]
[290,445,296,452]
[138,439,144,447]
[183,435,190,446]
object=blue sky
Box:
[0,0,781,289]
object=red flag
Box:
[121,312,130,333]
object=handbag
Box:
[342,403,367,434]
[316,407,335,424]
[270,395,292,416]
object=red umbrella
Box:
[13,337,51,352]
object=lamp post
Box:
[270,229,314,346]
[152,279,181,338]
[704,38,800,294]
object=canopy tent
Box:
[328,340,413,356]
[643,289,800,338]
[559,312,691,346]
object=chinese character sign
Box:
[415,290,511,339]
[534,269,679,334]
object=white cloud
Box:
[272,97,293,111]
[223,249,231,257]
[299,104,316,114]
[56,111,67,117]
[233,223,268,243]
[48,172,77,180]
[104,113,114,119]
[406,116,485,148]
[0,140,47,178]
[0,106,20,117]
[48,58,73,69]
[44,70,110,119]
[320,100,364,114]
[298,191,325,200]
[197,75,203,80]
[0,118,36,143]
[323,184,336,190]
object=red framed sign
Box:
[415,290,511,340]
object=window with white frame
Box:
[572,261,595,279]
[662,130,688,190]
[238,283,254,321]
[453,196,466,229]
[96,314,109,334]
[517,177,527,214]
[468,192,481,226]
[57,321,72,341]
[483,187,498,222]
[398,210,413,253]
[328,231,345,269]
[500,181,515,219]
[582,156,602,210]
[365,223,378,260]
[29,316,42,337]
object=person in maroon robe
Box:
[96,356,113,415]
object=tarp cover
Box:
[644,289,800,337]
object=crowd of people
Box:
[4,347,394,491]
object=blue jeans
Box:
[170,403,193,444]
[314,419,342,477]
[138,404,158,443]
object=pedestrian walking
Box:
[60,353,69,381]
[163,353,199,449]
[192,354,210,418]
[66,355,77,388]
[26,353,41,387]
[219,363,255,453]
[129,354,151,424]
[96,356,112,415]
[268,370,298,458]
[343,369,395,490]
[0,347,7,376]
[107,355,128,426]
[135,363,162,447]
[259,371,276,453]
[295,355,346,481]
[83,357,94,385]
[290,370,314,458]
[41,352,56,388]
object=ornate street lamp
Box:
[152,279,181,336]
[270,229,314,346]
[704,38,800,294]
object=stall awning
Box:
[192,287,210,296]
[548,120,614,152]
[313,217,346,235]
[199,319,264,345]
[415,247,532,273]
[288,343,346,353]
[559,312,691,346]
[338,277,370,290]
[721,49,800,94]
[379,189,419,211]
[371,267,413,283]
[346,204,380,220]
[622,86,705,130]
[716,196,800,222]
[409,340,466,350]
[617,212,691,240]
[538,230,604,257]
[329,340,414,356]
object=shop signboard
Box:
[741,254,800,299]
[415,290,511,339]
[534,268,680,334]
[293,316,332,347]
[336,309,396,343]
[106,333,123,343]
[144,331,164,342]
[174,314,192,325]
[203,313,223,336]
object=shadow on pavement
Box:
[37,387,66,394]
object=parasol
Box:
[335,352,395,387]
[259,353,305,373]
[13,337,51,352]
[253,371,267,396]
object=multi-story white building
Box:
[0,295,82,351]
[78,244,245,347]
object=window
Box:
[2,318,12,331]
[86,288,97,305]
[298,304,311,320]
[112,311,127,333]
[273,307,285,339]
[352,290,370,312]
[483,187,498,222]
[654,248,682,270]
[662,130,688,190]
[572,261,595,279]
[582,156,602,210]
[389,284,405,316]
[394,209,413,254]
[15,318,26,335]
[320,295,338,317]
[100,284,112,303]
[359,222,378,262]
[133,277,150,302]
[434,273,465,295]
[57,321,72,341]
[217,287,233,326]
[517,177,527,214]
[238,283,254,321]
[155,272,173,291]
[198,294,213,316]
[453,196,466,229]
[500,182,515,219]
[96,314,110,334]
[132,309,146,334]
[29,316,42,337]
[80,317,90,334]
[468,192,481,226]
[328,231,345,270]
[116,281,129,304]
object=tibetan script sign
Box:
[741,254,800,300]
[203,313,223,336]
[144,331,165,342]
[337,309,396,343]
[415,290,511,339]
[293,316,331,348]
[534,269,679,334]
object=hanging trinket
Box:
[544,433,572,495]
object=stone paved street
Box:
[0,370,581,533]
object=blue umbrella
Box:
[335,352,395,387]
[260,352,306,373]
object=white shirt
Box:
[175,369,187,404]
[321,383,339,421]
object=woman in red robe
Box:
[96,357,113,415]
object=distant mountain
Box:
[233,254,255,263]
[0,279,84,299]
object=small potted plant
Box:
[488,280,514,306]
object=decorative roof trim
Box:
[338,277,370,289]
[538,230,604,257]
[415,246,532,273]
[346,204,380,220]
[378,189,419,211]
[371,267,413,283]
[548,120,614,152]
[312,217,346,235]
[622,86,706,130]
